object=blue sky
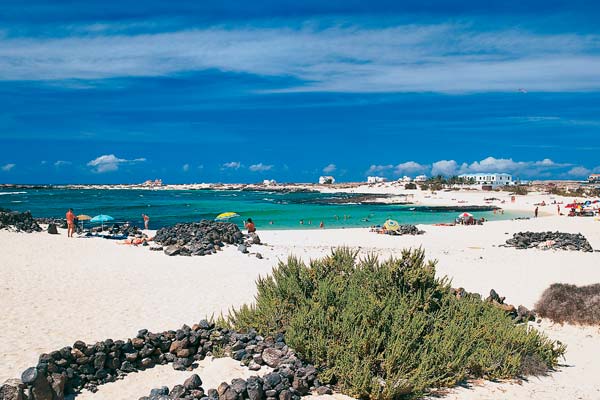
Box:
[1,1,600,183]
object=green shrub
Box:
[225,248,565,399]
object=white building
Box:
[414,175,427,183]
[319,176,335,184]
[263,179,277,186]
[458,173,513,187]
[589,174,600,183]
[141,179,163,187]
[367,176,387,184]
[397,176,412,183]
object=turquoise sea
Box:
[0,188,523,230]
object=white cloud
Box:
[367,162,429,176]
[1,24,599,92]
[431,160,458,176]
[222,161,241,170]
[367,157,588,178]
[249,163,273,172]
[394,161,429,175]
[366,164,393,175]
[567,166,591,177]
[322,163,336,174]
[457,157,569,176]
[54,160,72,167]
[87,154,146,173]
[424,156,578,177]
[1,163,15,172]
[182,163,190,172]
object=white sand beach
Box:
[1,207,600,399]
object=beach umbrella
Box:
[215,212,239,221]
[77,214,92,230]
[91,214,114,230]
[458,212,473,218]
[564,203,578,209]
[383,219,400,232]
[91,214,114,223]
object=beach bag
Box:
[47,223,58,234]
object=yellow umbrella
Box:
[76,214,92,230]
[383,219,400,231]
[215,212,239,221]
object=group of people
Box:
[64,209,150,238]
[456,215,486,225]
[299,219,325,228]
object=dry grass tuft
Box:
[535,283,600,325]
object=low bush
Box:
[535,283,600,325]
[502,185,529,195]
[224,248,565,399]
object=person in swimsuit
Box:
[66,208,75,238]
[245,218,256,233]
[142,214,150,229]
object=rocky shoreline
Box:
[297,193,396,205]
[0,209,41,233]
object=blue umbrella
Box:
[91,214,114,231]
[91,214,114,223]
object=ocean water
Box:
[0,188,523,230]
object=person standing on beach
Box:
[142,214,149,229]
[557,205,561,215]
[66,208,75,238]
[534,207,539,218]
[245,218,256,233]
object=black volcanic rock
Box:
[504,231,593,252]
[154,220,245,257]
[0,208,42,232]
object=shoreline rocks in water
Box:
[0,208,41,233]
[154,220,246,256]
[502,231,593,252]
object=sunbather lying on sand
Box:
[118,237,153,246]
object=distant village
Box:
[316,173,520,189]
[135,172,600,193]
